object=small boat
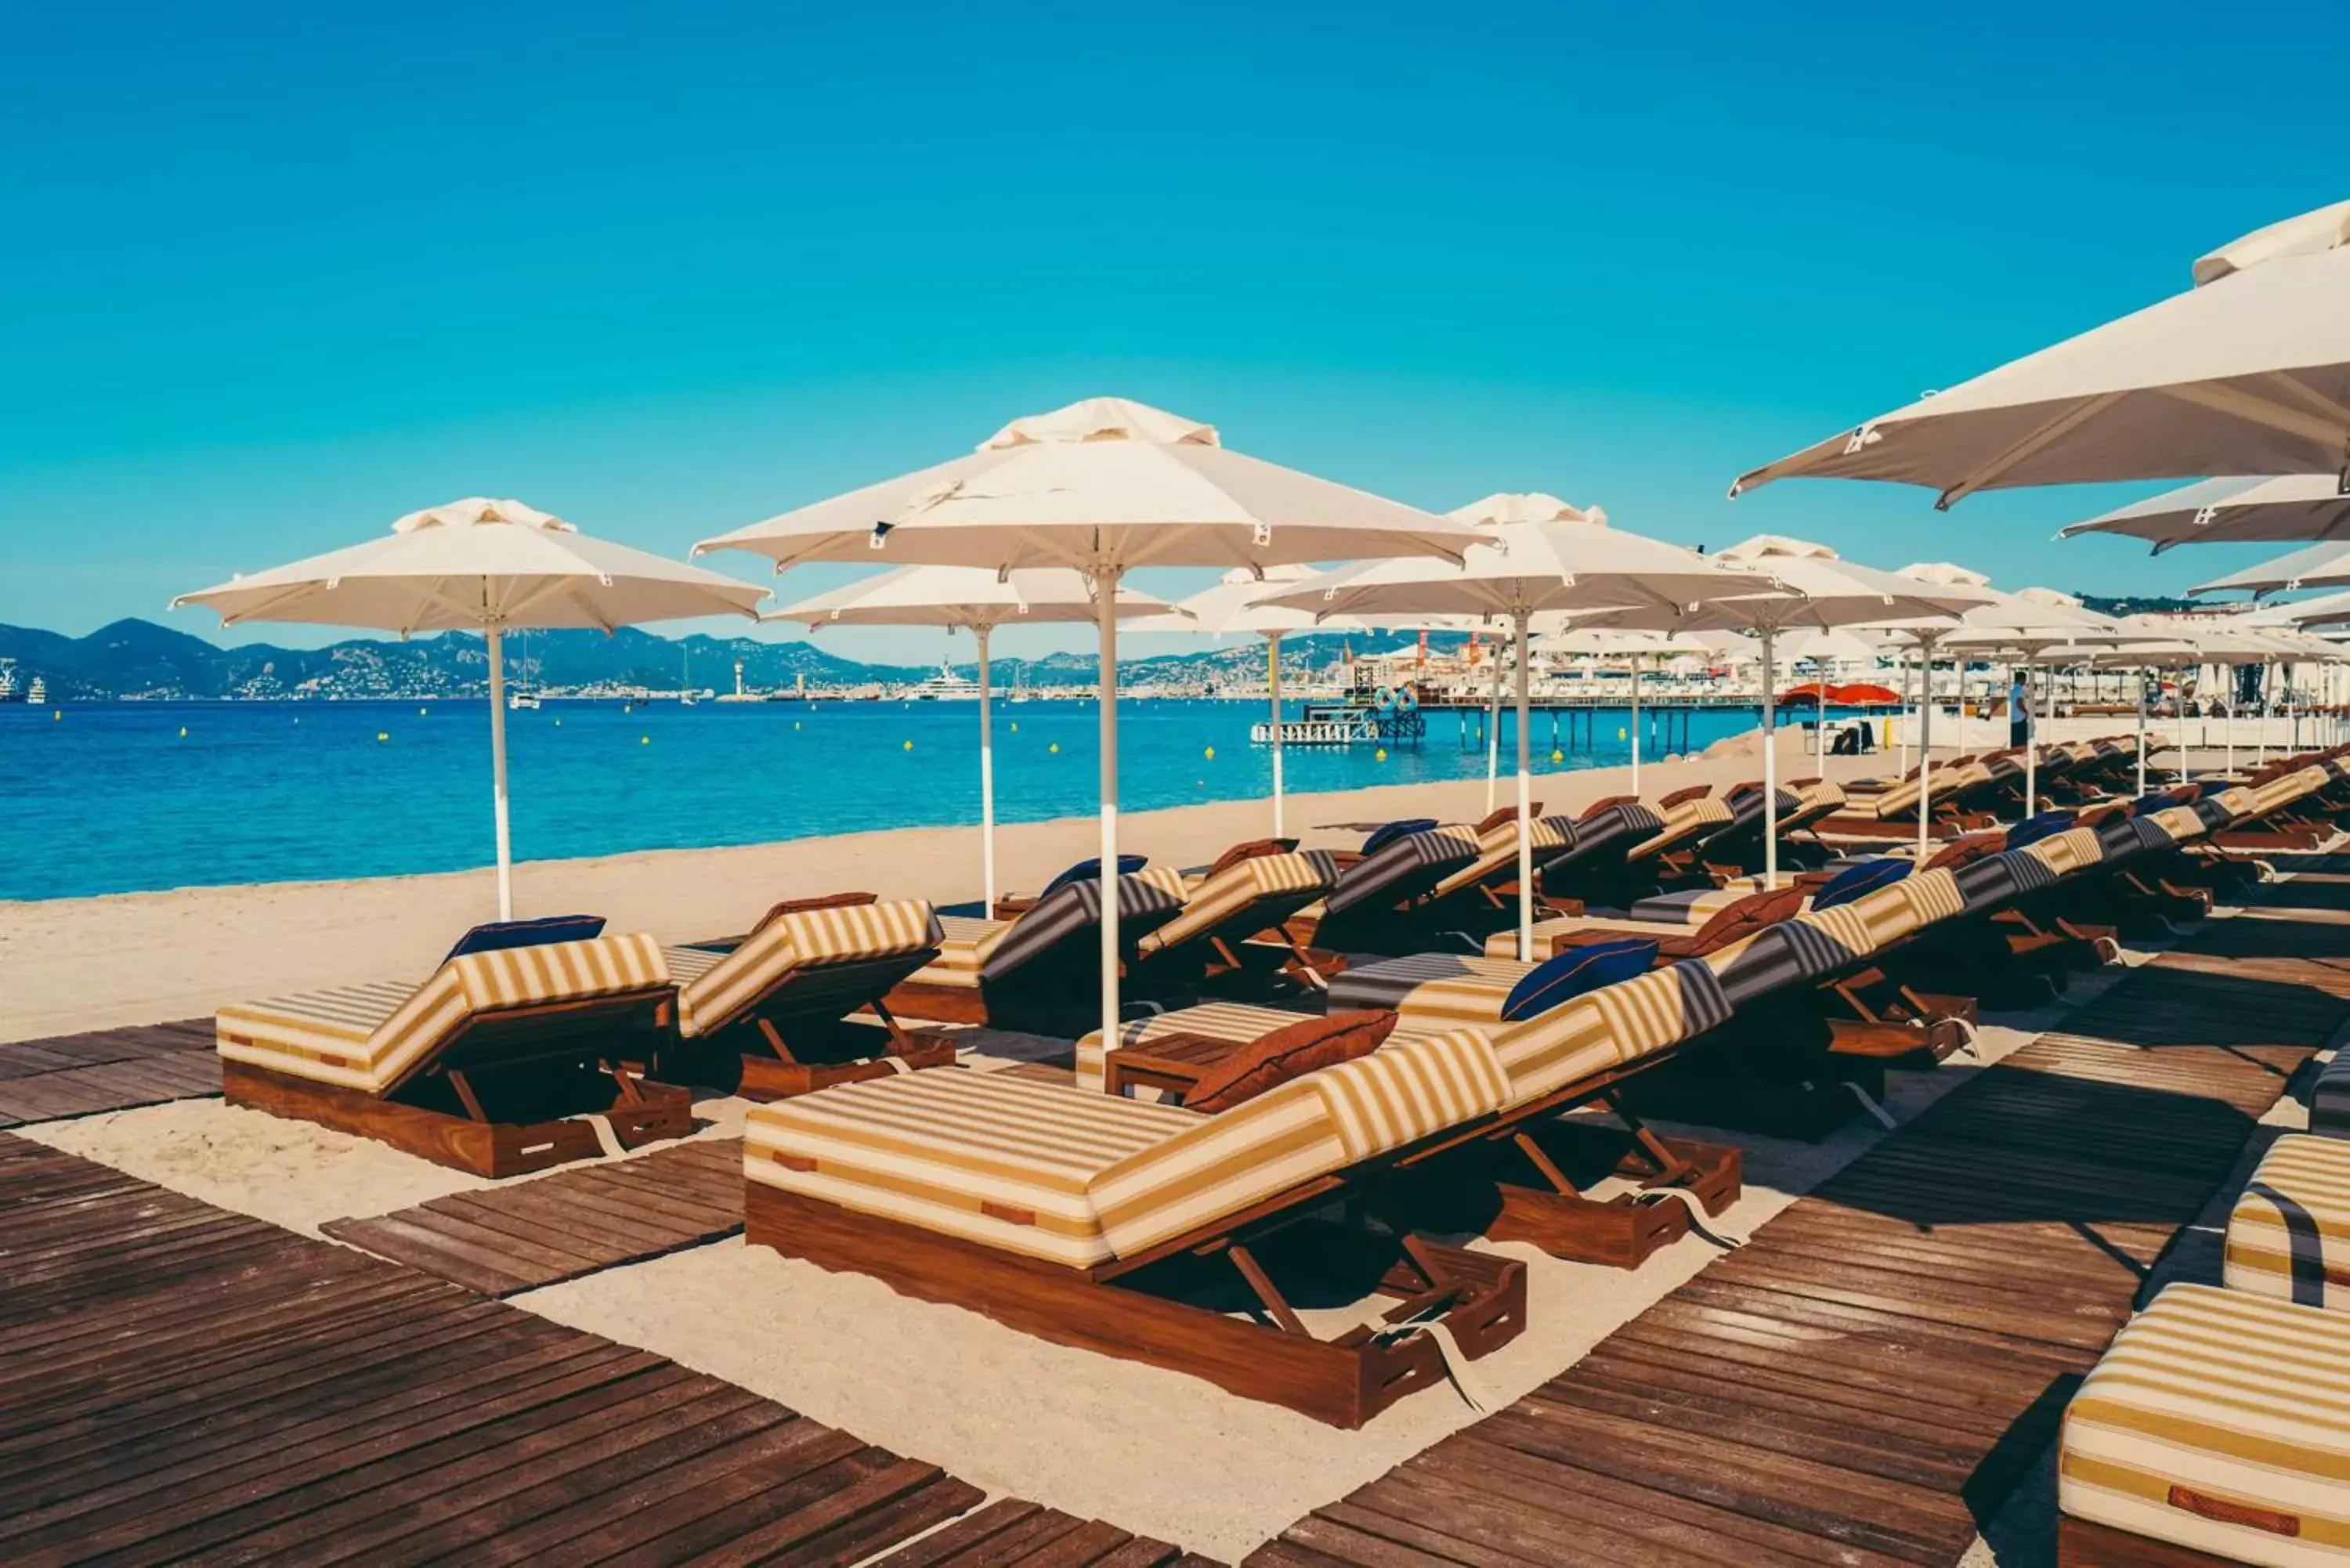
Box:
[508,689,542,711]
[0,661,19,703]
[26,675,46,706]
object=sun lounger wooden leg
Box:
[869,997,916,1057]
[1512,1129,1583,1197]
[444,1068,488,1123]
[1226,1242,1308,1337]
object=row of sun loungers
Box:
[209,734,2350,1431]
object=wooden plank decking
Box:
[322,1137,747,1295]
[0,1133,1202,1566]
[1249,909,2348,1566]
[0,1018,217,1128]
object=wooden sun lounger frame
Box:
[744,1134,1529,1428]
[707,948,958,1102]
[2058,1512,2257,1567]
[221,988,691,1179]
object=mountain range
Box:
[0,619,1443,700]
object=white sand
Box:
[0,729,1895,1043]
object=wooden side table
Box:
[1099,1031,1247,1101]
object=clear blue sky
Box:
[5,0,2345,663]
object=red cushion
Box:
[1686,884,1807,952]
[1207,837,1299,876]
[752,891,878,934]
[1182,1010,1397,1114]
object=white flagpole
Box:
[486,623,514,921]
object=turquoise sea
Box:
[0,697,1775,901]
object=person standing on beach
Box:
[2008,672,2030,749]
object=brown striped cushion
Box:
[1625,795,1734,861]
[2226,1134,2350,1310]
[1137,850,1337,958]
[1431,815,1575,899]
[2059,1283,2350,1560]
[675,898,942,1038]
[218,934,671,1094]
[2023,826,2106,880]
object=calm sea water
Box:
[0,697,1776,901]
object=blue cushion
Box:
[1040,854,1148,898]
[1361,818,1440,855]
[2127,793,2175,816]
[1500,939,1659,1023]
[446,914,606,961]
[2004,811,2076,851]
[1811,857,1912,911]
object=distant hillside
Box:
[2077,594,2199,616]
[0,619,1459,700]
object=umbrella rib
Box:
[208,580,327,625]
[1936,392,2126,510]
[2155,379,2349,448]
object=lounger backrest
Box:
[2092,816,2146,862]
[1321,824,1482,916]
[1137,850,1340,956]
[1087,1028,1506,1258]
[1894,867,1965,927]
[1625,794,1734,860]
[2023,826,2105,879]
[678,898,943,1038]
[1952,847,2060,913]
[2142,804,2208,844]
[1430,815,1577,899]
[1487,959,1730,1105]
[979,865,1190,983]
[353,934,669,1092]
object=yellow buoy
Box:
[554,719,562,728]
[1552,747,1564,763]
[1375,747,1388,762]
[418,706,427,717]
[794,721,801,731]
[640,735,649,745]
[1010,721,1018,733]
[179,726,188,738]
[52,710,62,721]
[1617,727,1626,740]
[1203,746,1216,760]
[1049,742,1061,754]
[377,732,389,742]
[902,739,913,751]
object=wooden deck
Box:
[0,1017,217,1128]
[322,1137,746,1295]
[0,1133,1203,1566]
[1249,907,2347,1566]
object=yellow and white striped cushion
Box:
[676,899,941,1038]
[745,1068,1200,1268]
[2226,1135,2350,1311]
[1626,796,1734,861]
[917,914,1008,985]
[218,934,671,1094]
[1432,817,1573,898]
[2025,826,2105,880]
[1796,883,1919,956]
[2060,1283,2350,1562]
[2145,804,2210,844]
[1137,852,1332,957]
[1629,887,1758,927]
[1485,997,1625,1106]
[1896,867,1965,927]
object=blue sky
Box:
[4,1,2345,663]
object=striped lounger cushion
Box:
[217,934,672,1095]
[2021,826,2106,880]
[2061,1282,2350,1563]
[2227,1134,2350,1309]
[674,898,943,1038]
[1073,999,1310,1091]
[1321,825,1484,917]
[1629,887,1766,927]
[2314,1057,2350,1139]
[902,869,1191,990]
[1136,851,1338,958]
[748,1029,1509,1267]
[1472,959,1730,1106]
[1431,817,1575,899]
[1625,796,1734,862]
[1329,952,1536,1013]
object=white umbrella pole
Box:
[1513,611,1535,963]
[1268,632,1285,839]
[2023,658,2037,815]
[1761,627,1779,891]
[2258,665,2269,766]
[2135,667,2148,797]
[978,625,996,912]
[2223,668,2233,780]
[1629,655,1642,794]
[1484,643,1502,813]
[2177,668,2190,786]
[1917,638,1936,860]
[1896,652,1911,773]
[1817,667,1829,777]
[486,624,514,921]
[1095,573,1121,1081]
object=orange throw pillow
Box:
[1687,883,1806,953]
[1207,837,1299,876]
[1182,1010,1397,1113]
[753,891,877,934]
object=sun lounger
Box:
[2058,1284,2350,1566]
[880,858,1191,1031]
[1283,819,1485,953]
[1813,760,2003,839]
[666,894,951,1100]
[743,1035,1531,1426]
[1127,842,1343,995]
[218,927,689,1177]
[1079,956,1748,1271]
[1416,805,1587,930]
[1537,788,1737,910]
[2223,1133,2350,1310]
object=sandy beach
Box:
[1,726,1904,1042]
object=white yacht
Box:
[906,659,980,700]
[0,661,18,703]
[25,674,45,706]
